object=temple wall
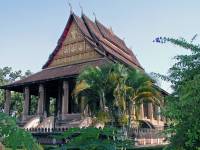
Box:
[48,21,102,68]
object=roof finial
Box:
[93,12,97,20]
[109,26,114,34]
[191,34,198,43]
[79,2,83,14]
[67,0,73,14]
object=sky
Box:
[0,0,200,92]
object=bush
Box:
[0,112,42,150]
[56,127,134,150]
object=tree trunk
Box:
[128,101,132,128]
[99,90,105,111]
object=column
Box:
[37,84,45,116]
[155,106,161,123]
[140,103,144,119]
[22,87,30,121]
[80,97,84,114]
[147,102,153,121]
[4,90,11,115]
[62,80,69,120]
[45,96,50,117]
[161,99,166,122]
[56,85,62,118]
[131,101,136,119]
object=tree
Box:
[57,127,133,150]
[0,112,42,150]
[106,64,128,126]
[154,37,200,150]
[74,63,161,127]
[125,69,161,127]
[0,67,36,117]
[74,64,115,123]
[0,67,22,112]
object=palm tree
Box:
[74,65,113,122]
[125,69,161,127]
[107,64,128,126]
[74,63,162,127]
[74,64,126,124]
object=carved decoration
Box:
[48,21,101,68]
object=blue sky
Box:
[0,0,200,92]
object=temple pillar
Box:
[4,90,11,115]
[140,103,144,119]
[156,106,161,123]
[80,97,84,114]
[132,101,136,119]
[45,95,50,117]
[57,85,62,118]
[147,102,153,121]
[62,80,69,120]
[37,84,45,116]
[22,87,30,121]
[161,99,165,122]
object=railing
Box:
[25,127,68,133]
[128,128,165,138]
[25,127,164,137]
[127,128,167,145]
[26,127,167,145]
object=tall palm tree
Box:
[107,64,128,126]
[74,65,113,119]
[74,64,126,124]
[74,63,162,127]
[125,69,161,127]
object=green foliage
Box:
[0,67,36,117]
[117,114,129,126]
[49,97,56,116]
[57,127,133,150]
[29,95,38,115]
[74,63,161,127]
[125,69,161,124]
[0,112,42,150]
[96,111,110,124]
[0,67,22,110]
[11,92,23,117]
[155,37,200,150]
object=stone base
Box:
[18,115,37,127]
[55,113,82,128]
[60,113,81,121]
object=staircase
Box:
[23,116,41,129]
[37,116,54,129]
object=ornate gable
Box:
[47,20,102,68]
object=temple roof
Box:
[3,58,109,89]
[1,12,144,89]
[42,13,143,70]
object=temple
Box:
[1,12,167,146]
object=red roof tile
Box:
[81,14,103,40]
[73,14,92,40]
[81,14,143,70]
[95,20,129,53]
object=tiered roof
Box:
[2,12,143,88]
[43,13,143,70]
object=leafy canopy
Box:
[0,67,38,117]
[74,63,161,127]
[154,37,200,150]
[57,127,133,150]
[0,112,42,150]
